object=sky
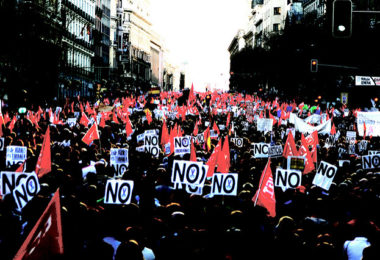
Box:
[150,0,250,91]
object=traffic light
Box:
[310,59,318,73]
[332,0,352,38]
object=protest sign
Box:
[13,172,40,210]
[257,118,273,133]
[268,145,283,158]
[287,156,305,171]
[0,137,4,151]
[67,118,77,128]
[357,112,380,137]
[104,179,134,205]
[346,131,356,144]
[171,160,207,187]
[211,173,238,196]
[251,143,270,158]
[0,171,33,196]
[312,161,337,191]
[110,148,129,177]
[174,137,191,156]
[6,146,27,168]
[275,168,302,192]
[144,133,160,157]
[231,138,243,148]
[362,154,380,170]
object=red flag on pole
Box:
[216,135,230,173]
[13,189,63,260]
[299,134,315,174]
[283,131,298,158]
[16,161,26,173]
[82,123,100,145]
[206,143,220,178]
[330,123,336,136]
[125,115,133,139]
[252,159,276,218]
[79,112,90,127]
[35,126,51,178]
[363,122,367,140]
[161,119,169,146]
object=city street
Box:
[0,1,380,260]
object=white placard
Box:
[362,154,380,170]
[312,161,337,191]
[231,138,243,148]
[171,160,207,187]
[110,148,129,177]
[346,131,356,144]
[275,168,302,192]
[257,118,273,133]
[251,143,270,158]
[12,172,40,210]
[6,146,27,168]
[174,137,191,155]
[104,179,134,205]
[211,173,238,196]
[357,112,380,137]
[0,172,34,195]
[0,137,4,151]
[67,118,77,128]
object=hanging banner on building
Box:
[275,168,302,192]
[171,160,207,187]
[312,161,337,191]
[357,112,380,137]
[110,148,129,177]
[257,118,273,133]
[211,173,238,196]
[12,172,40,211]
[362,154,380,170]
[251,143,270,158]
[174,137,191,156]
[104,179,134,205]
[6,146,27,168]
[231,138,243,148]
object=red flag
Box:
[212,122,220,136]
[146,110,152,125]
[330,123,336,136]
[79,112,90,127]
[0,114,3,137]
[125,115,133,139]
[306,131,319,163]
[99,114,106,128]
[161,120,169,146]
[193,121,199,136]
[203,127,211,151]
[226,112,231,128]
[299,134,315,174]
[13,189,63,260]
[16,161,26,172]
[190,139,197,162]
[252,159,276,218]
[112,112,119,124]
[216,135,230,173]
[283,131,298,158]
[188,83,195,105]
[35,126,51,178]
[82,123,100,145]
[206,143,220,177]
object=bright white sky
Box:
[150,0,250,91]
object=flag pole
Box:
[254,159,270,206]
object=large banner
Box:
[290,113,331,135]
[357,112,380,137]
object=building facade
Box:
[60,0,96,97]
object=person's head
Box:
[115,240,143,260]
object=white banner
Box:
[357,112,380,137]
[290,113,331,135]
[104,179,134,205]
[211,173,238,196]
[275,168,302,192]
[257,118,273,133]
[312,161,337,191]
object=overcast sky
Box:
[150,0,250,91]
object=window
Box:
[274,7,281,15]
[273,23,280,32]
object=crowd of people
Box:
[0,89,379,260]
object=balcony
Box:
[62,0,95,23]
